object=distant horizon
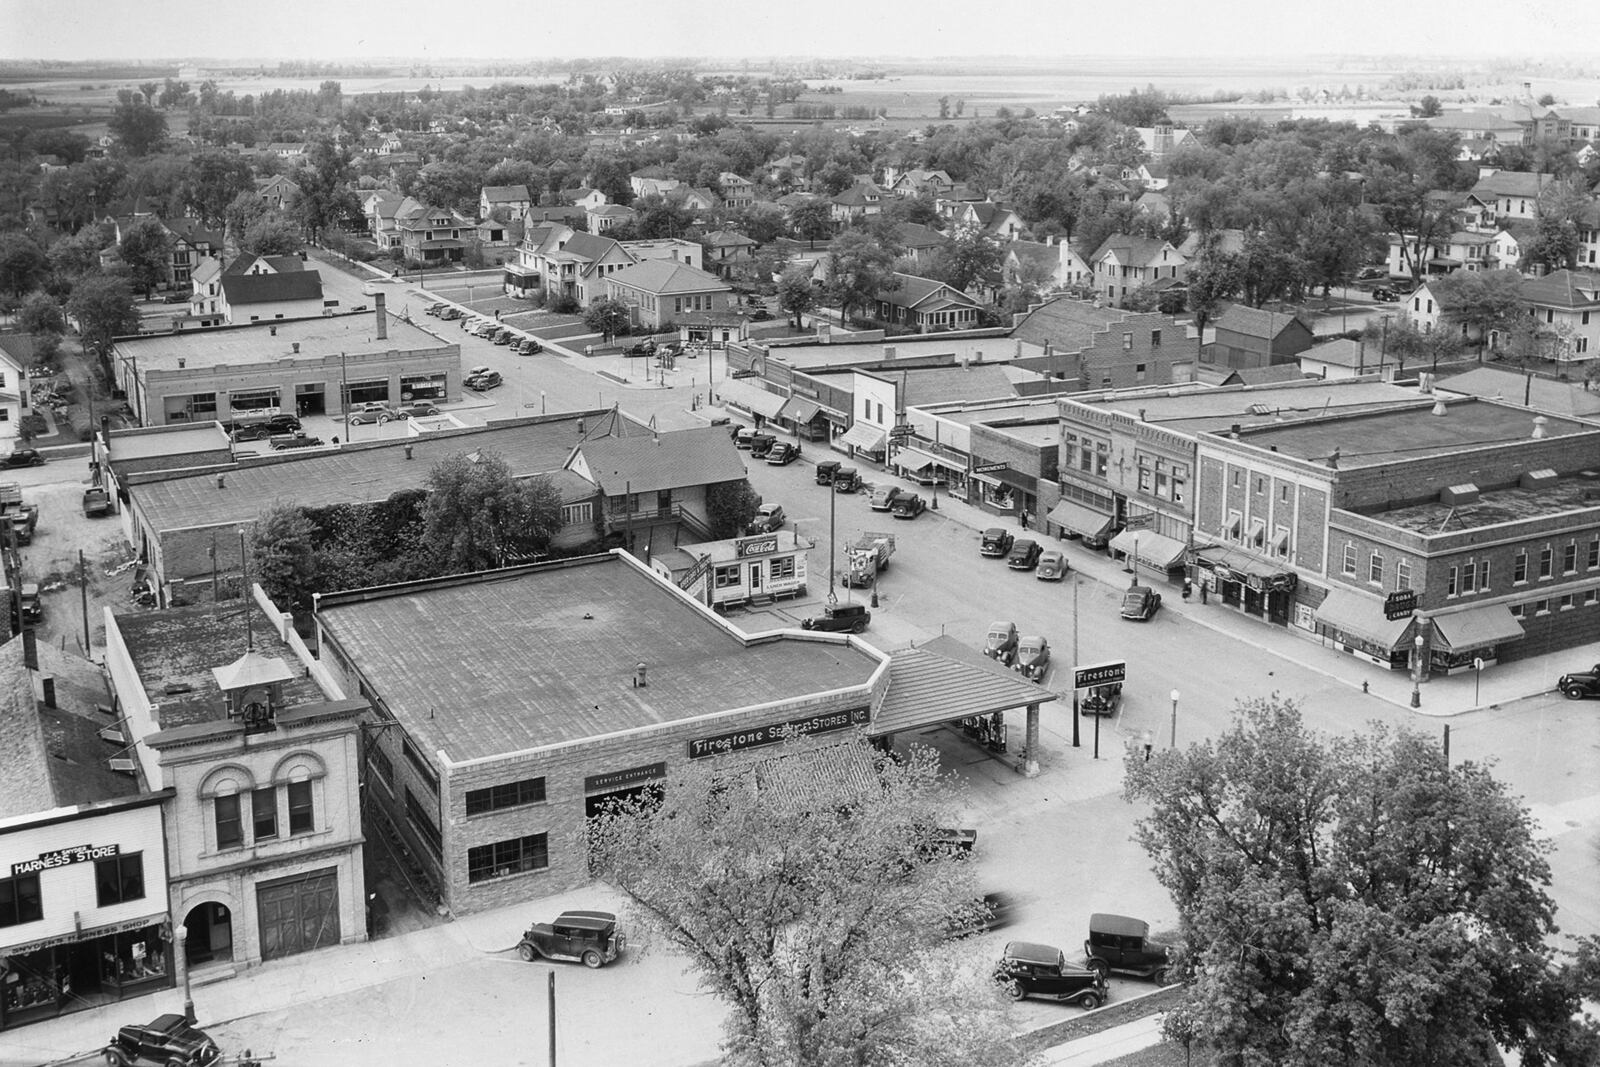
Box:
[5,0,1600,66]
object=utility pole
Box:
[79,549,89,652]
[1071,577,1080,748]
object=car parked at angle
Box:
[748,503,786,533]
[102,1013,222,1066]
[1015,635,1051,682]
[731,425,756,449]
[980,528,1014,557]
[1037,549,1070,580]
[890,493,926,519]
[1557,664,1600,699]
[624,338,657,356]
[944,891,1015,939]
[1083,913,1175,985]
[424,301,448,316]
[869,484,903,511]
[1007,538,1042,571]
[994,942,1108,1008]
[514,337,543,355]
[983,621,1019,666]
[1121,585,1162,621]
[800,602,871,634]
[1080,683,1122,717]
[748,433,777,459]
[517,911,626,969]
[438,306,464,320]
[833,467,862,493]
[766,441,800,465]
[815,459,840,484]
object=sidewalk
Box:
[1038,1014,1166,1066]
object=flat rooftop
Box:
[1073,379,1418,435]
[316,554,883,762]
[107,423,232,462]
[1234,398,1596,468]
[133,411,633,532]
[935,401,1063,446]
[116,602,325,730]
[117,314,448,372]
[1363,471,1600,533]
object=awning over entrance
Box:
[1108,530,1188,571]
[897,454,932,475]
[1314,588,1414,649]
[718,379,787,420]
[1047,501,1114,540]
[872,635,1052,736]
[898,445,956,472]
[840,422,887,451]
[1431,604,1524,650]
[778,396,820,423]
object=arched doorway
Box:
[182,902,234,966]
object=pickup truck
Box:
[843,532,895,588]
[0,483,38,542]
[83,486,112,517]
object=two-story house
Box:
[1515,269,1600,362]
[1468,170,1558,224]
[255,175,300,211]
[510,224,635,304]
[603,261,732,330]
[479,184,533,221]
[0,336,33,441]
[1204,304,1316,370]
[587,203,637,234]
[700,229,759,276]
[718,173,756,209]
[1003,237,1095,293]
[393,199,475,265]
[830,182,887,227]
[1091,234,1187,307]
[947,201,1024,241]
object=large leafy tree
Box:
[291,137,358,243]
[65,273,139,356]
[1125,697,1599,1067]
[0,233,48,299]
[108,91,168,156]
[704,479,761,539]
[1519,185,1589,274]
[927,230,1002,294]
[582,297,631,339]
[587,738,1022,1067]
[118,217,174,297]
[248,503,320,614]
[1430,269,1526,357]
[182,150,258,229]
[788,196,833,249]
[777,266,818,328]
[240,215,304,257]
[826,231,898,324]
[421,451,562,573]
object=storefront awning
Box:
[1431,604,1524,650]
[1314,588,1413,650]
[1047,501,1114,540]
[840,422,887,452]
[778,396,820,423]
[718,379,787,420]
[897,445,958,472]
[897,454,932,475]
[1108,530,1188,570]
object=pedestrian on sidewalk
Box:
[1018,508,1028,531]
[1200,580,1208,604]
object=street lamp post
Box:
[1411,630,1425,708]
[175,924,195,1023]
[1169,689,1180,748]
[540,390,546,415]
[826,470,838,604]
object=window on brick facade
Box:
[1514,551,1528,583]
[1342,544,1357,575]
[1369,552,1383,584]
[1122,332,1133,350]
[215,793,242,850]
[95,852,144,907]
[1560,593,1576,610]
[288,781,314,835]
[1535,599,1551,615]
[1479,559,1490,590]
[1540,546,1554,578]
[1460,562,1476,593]
[252,787,277,841]
[1564,542,1578,573]
[1447,566,1458,597]
[1395,559,1411,590]
[466,777,547,816]
[467,833,549,883]
[1151,329,1162,347]
[1510,602,1526,618]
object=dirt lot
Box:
[7,462,139,656]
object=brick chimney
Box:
[376,292,388,340]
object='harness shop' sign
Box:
[689,707,870,759]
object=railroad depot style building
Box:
[1193,396,1600,672]
[314,552,1048,914]
[104,590,368,970]
[112,302,459,426]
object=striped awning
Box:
[1314,588,1413,650]
[1047,501,1114,540]
[1108,530,1188,570]
[718,379,786,419]
[778,396,821,423]
[840,422,887,451]
[1431,605,1524,650]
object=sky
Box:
[3,0,1599,62]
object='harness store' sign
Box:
[12,843,120,876]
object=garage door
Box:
[257,868,341,961]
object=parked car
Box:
[229,413,301,440]
[1356,266,1387,281]
[103,1013,222,1066]
[890,494,926,519]
[467,371,503,390]
[732,425,756,449]
[1557,665,1600,699]
[82,487,111,517]
[748,433,778,459]
[801,602,871,634]
[944,891,1015,939]
[1007,539,1043,571]
[163,290,191,304]
[1372,286,1397,302]
[869,485,904,511]
[1015,635,1051,682]
[1084,913,1175,984]
[980,528,1015,558]
[624,339,657,356]
[1121,585,1162,621]
[1037,549,1070,581]
[515,338,543,355]
[439,307,464,320]
[1080,683,1123,717]
[396,401,441,419]
[815,459,841,485]
[270,433,325,451]
[984,621,1019,666]
[750,307,773,321]
[517,911,626,969]
[493,329,515,345]
[346,402,399,425]
[18,582,42,624]
[424,301,447,315]
[994,942,1107,1008]
[766,441,801,465]
[748,503,786,533]
[0,449,44,468]
[833,467,862,493]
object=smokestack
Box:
[292,342,300,354]
[1532,415,1548,439]
[376,293,388,340]
[22,627,37,670]
[217,474,226,489]
[41,677,55,708]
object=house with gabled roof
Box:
[256,174,300,210]
[587,202,637,234]
[393,198,476,265]
[1205,303,1316,369]
[947,201,1024,241]
[766,154,807,187]
[884,168,955,198]
[1003,236,1095,293]
[561,186,609,211]
[1384,229,1496,280]
[1515,269,1600,362]
[511,223,636,304]
[1469,170,1559,223]
[479,184,533,221]
[700,229,759,276]
[830,182,887,226]
[564,424,747,549]
[603,261,733,329]
[673,187,720,213]
[217,270,326,324]
[718,172,756,209]
[1090,234,1186,307]
[1134,125,1195,160]
[871,272,984,332]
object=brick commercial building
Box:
[314,552,1049,914]
[1193,395,1600,673]
[113,303,459,426]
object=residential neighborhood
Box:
[2,40,1600,1067]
